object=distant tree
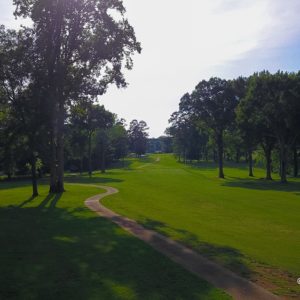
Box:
[159,136,173,153]
[70,102,114,177]
[147,138,162,153]
[109,120,129,162]
[128,120,149,156]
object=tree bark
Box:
[265,147,272,180]
[80,156,83,175]
[56,102,65,192]
[279,143,288,183]
[49,101,65,193]
[213,149,217,163]
[88,132,92,177]
[248,148,254,177]
[216,132,225,178]
[261,139,274,181]
[235,149,240,163]
[31,155,38,197]
[49,114,58,193]
[293,146,298,177]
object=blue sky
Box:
[1,0,300,137]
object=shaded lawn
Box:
[70,154,300,298]
[0,183,230,300]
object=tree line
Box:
[167,71,300,183]
[0,0,144,196]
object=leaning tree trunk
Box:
[216,131,225,179]
[248,148,254,177]
[31,155,38,197]
[293,146,298,177]
[279,143,288,183]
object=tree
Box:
[69,102,114,177]
[186,78,237,178]
[109,120,129,162]
[236,100,259,177]
[159,136,173,153]
[14,0,141,192]
[0,26,47,196]
[245,71,300,183]
[128,120,149,156]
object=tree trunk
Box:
[101,147,106,174]
[248,148,254,177]
[49,117,58,193]
[213,149,217,163]
[56,102,65,192]
[31,155,38,197]
[49,102,65,193]
[216,132,225,178]
[235,149,240,163]
[80,156,83,175]
[88,132,92,177]
[279,143,288,183]
[265,147,272,180]
[293,146,298,177]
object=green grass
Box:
[65,154,300,298]
[0,181,230,299]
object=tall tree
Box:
[14,0,141,192]
[185,78,237,178]
[245,71,300,183]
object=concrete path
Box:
[83,185,279,300]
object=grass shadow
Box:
[223,177,300,192]
[19,195,37,208]
[0,196,229,300]
[141,218,252,279]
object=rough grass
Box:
[0,182,230,300]
[67,154,300,298]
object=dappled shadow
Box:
[222,177,300,192]
[141,218,253,280]
[0,197,226,300]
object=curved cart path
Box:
[82,184,279,300]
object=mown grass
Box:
[0,181,230,300]
[66,154,300,298]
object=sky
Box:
[1,0,300,137]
